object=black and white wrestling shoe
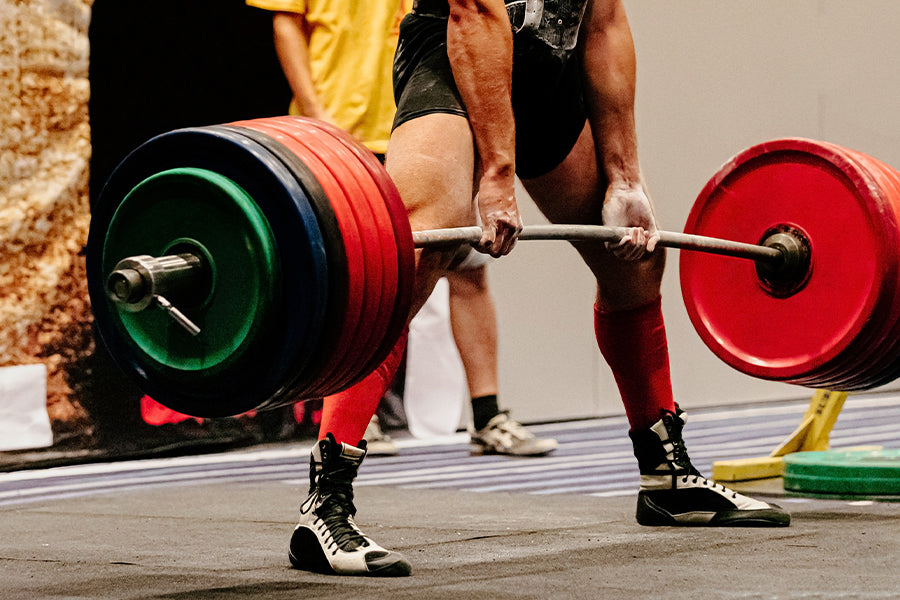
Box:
[629,408,791,527]
[289,433,412,576]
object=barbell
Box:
[85,116,900,417]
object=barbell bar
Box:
[413,225,782,263]
[86,116,900,418]
[106,223,802,322]
[413,224,803,265]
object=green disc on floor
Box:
[103,167,280,379]
[783,449,900,495]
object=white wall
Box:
[494,1,900,422]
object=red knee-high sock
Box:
[594,296,676,432]
[319,327,409,445]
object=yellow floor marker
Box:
[712,390,848,482]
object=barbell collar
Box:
[106,253,207,312]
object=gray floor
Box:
[3,397,900,599]
[3,482,899,599]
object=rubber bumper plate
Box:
[680,138,900,388]
[784,449,900,496]
[101,167,280,408]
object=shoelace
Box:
[666,420,738,499]
[318,502,368,554]
[661,415,735,498]
[309,467,369,552]
[680,474,738,498]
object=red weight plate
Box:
[250,118,386,396]
[680,138,900,386]
[218,123,349,404]
[273,117,402,389]
[233,118,369,397]
[261,119,387,394]
[814,143,900,390]
[294,117,415,382]
[774,141,893,389]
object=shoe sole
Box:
[636,496,791,527]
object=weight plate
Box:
[212,124,348,407]
[274,120,387,395]
[784,449,900,496]
[269,117,399,391]
[814,144,900,390]
[104,167,279,378]
[87,127,328,416]
[291,117,415,384]
[232,118,370,397]
[680,138,900,386]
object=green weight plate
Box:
[784,449,900,496]
[88,127,327,417]
[103,167,280,380]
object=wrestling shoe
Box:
[288,433,411,576]
[470,411,558,456]
[629,408,790,527]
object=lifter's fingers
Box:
[478,221,521,257]
[479,232,511,257]
[608,228,648,261]
[496,226,519,256]
[646,229,660,254]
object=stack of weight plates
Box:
[87,117,414,417]
[681,138,900,391]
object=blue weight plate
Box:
[87,127,328,417]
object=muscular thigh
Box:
[386,112,478,315]
[386,113,476,233]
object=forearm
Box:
[579,0,641,187]
[447,0,515,182]
[272,11,327,118]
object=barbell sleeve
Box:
[411,225,785,265]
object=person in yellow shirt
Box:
[260,1,401,155]
[246,0,555,576]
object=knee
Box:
[595,249,667,310]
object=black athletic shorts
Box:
[392,12,587,179]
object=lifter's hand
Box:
[476,173,523,257]
[602,181,660,261]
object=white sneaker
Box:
[470,412,558,457]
